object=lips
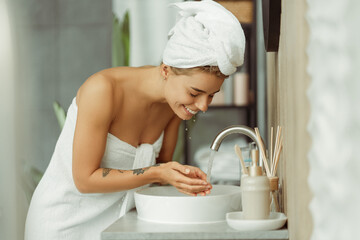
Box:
[184,105,198,115]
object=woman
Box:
[25,1,245,239]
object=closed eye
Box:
[190,87,220,97]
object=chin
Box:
[183,115,194,120]
[169,102,195,120]
[173,108,194,120]
[175,112,193,121]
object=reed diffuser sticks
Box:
[254,126,283,177]
[254,128,271,177]
[254,126,283,212]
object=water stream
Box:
[206,150,216,182]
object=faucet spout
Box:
[210,125,261,151]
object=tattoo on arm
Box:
[102,164,162,177]
[132,163,162,175]
[103,168,111,177]
[133,168,146,175]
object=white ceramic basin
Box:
[134,185,241,224]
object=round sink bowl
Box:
[134,185,241,224]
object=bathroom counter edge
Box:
[101,209,289,240]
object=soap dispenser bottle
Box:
[241,149,270,220]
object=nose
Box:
[195,96,209,112]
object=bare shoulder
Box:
[79,72,115,94]
[76,72,120,126]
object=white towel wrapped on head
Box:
[162,0,245,76]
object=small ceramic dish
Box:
[226,212,287,231]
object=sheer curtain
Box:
[307,0,360,239]
[0,0,21,239]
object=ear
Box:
[160,64,170,80]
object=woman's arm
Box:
[72,75,211,195]
[82,162,210,196]
[156,115,182,163]
[156,115,211,196]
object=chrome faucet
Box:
[210,125,261,151]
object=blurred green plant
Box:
[21,164,44,203]
[112,11,130,67]
[53,101,66,129]
[22,102,66,203]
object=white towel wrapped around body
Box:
[25,98,164,240]
[163,0,246,76]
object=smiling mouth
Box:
[184,105,198,115]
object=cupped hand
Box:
[157,162,212,196]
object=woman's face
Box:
[164,70,225,120]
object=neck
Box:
[137,66,166,104]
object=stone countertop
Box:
[101,210,289,240]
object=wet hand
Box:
[180,165,212,196]
[157,162,212,196]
